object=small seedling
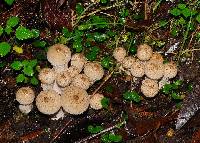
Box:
[101,97,110,109]
[88,125,103,134]
[0,42,11,57]
[123,91,141,103]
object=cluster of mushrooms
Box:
[16,44,105,116]
[113,44,178,98]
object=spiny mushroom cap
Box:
[38,68,56,84]
[71,74,91,90]
[145,61,164,80]
[150,52,164,64]
[16,87,35,105]
[137,44,153,61]
[84,62,104,82]
[130,60,145,77]
[19,104,33,114]
[36,90,61,115]
[61,86,89,115]
[163,62,178,79]
[141,78,159,98]
[113,47,126,62]
[66,66,80,78]
[122,56,136,69]
[71,53,87,72]
[90,93,104,110]
[47,44,71,66]
[56,71,72,87]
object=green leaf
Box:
[101,134,111,143]
[32,40,47,48]
[101,97,109,109]
[104,85,114,93]
[22,60,29,67]
[171,92,184,100]
[101,57,112,69]
[76,3,84,16]
[5,26,12,34]
[16,74,25,83]
[120,8,129,17]
[31,29,40,38]
[173,80,183,86]
[28,59,38,67]
[178,17,186,25]
[88,125,103,134]
[177,4,186,10]
[0,26,3,36]
[170,27,178,37]
[162,84,173,94]
[94,32,108,42]
[100,0,108,4]
[181,8,191,18]
[129,46,137,54]
[78,24,93,31]
[123,91,141,102]
[86,46,100,61]
[62,27,71,38]
[170,8,181,16]
[196,14,200,23]
[106,31,116,37]
[30,76,39,85]
[4,0,15,6]
[0,62,6,68]
[15,26,34,40]
[0,42,11,57]
[187,83,193,92]
[10,61,23,70]
[6,16,20,27]
[73,41,83,53]
[23,66,34,76]
[91,16,108,28]
[108,134,122,142]
[159,20,168,27]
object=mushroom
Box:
[19,104,33,114]
[47,44,71,72]
[61,86,89,115]
[163,62,178,79]
[150,52,164,64]
[16,87,35,105]
[113,47,126,62]
[66,66,80,78]
[71,74,91,90]
[137,44,153,61]
[145,61,164,80]
[84,62,104,82]
[141,78,159,98]
[122,56,136,69]
[38,68,56,84]
[56,70,72,87]
[71,53,87,72]
[129,60,145,77]
[36,90,61,115]
[89,93,104,110]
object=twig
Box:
[144,0,148,20]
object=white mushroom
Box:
[66,66,80,78]
[56,71,72,87]
[129,60,145,77]
[84,62,104,82]
[145,61,164,80]
[137,44,153,61]
[19,104,33,114]
[163,62,178,79]
[89,93,104,110]
[38,68,56,84]
[141,78,159,98]
[71,53,87,72]
[150,52,164,64]
[113,47,126,62]
[122,56,136,69]
[36,90,61,115]
[71,74,91,90]
[16,87,35,105]
[61,86,89,115]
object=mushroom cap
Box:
[150,52,164,64]
[130,60,145,77]
[90,93,104,110]
[47,44,71,66]
[56,71,72,87]
[163,62,178,79]
[71,53,87,72]
[137,44,153,61]
[113,47,126,62]
[19,104,33,114]
[122,56,136,69]
[16,87,35,105]
[71,74,91,90]
[66,66,80,78]
[141,78,159,98]
[84,62,104,81]
[36,90,61,115]
[145,61,164,80]
[61,86,89,115]
[38,68,56,84]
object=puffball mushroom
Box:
[71,74,91,90]
[122,56,136,69]
[84,62,104,82]
[16,87,35,105]
[71,53,87,72]
[66,66,80,78]
[61,86,89,115]
[56,71,72,87]
[47,44,71,72]
[163,62,178,79]
[137,44,153,61]
[150,52,164,64]
[90,93,104,110]
[38,68,56,84]
[145,61,164,80]
[141,78,159,98]
[129,60,145,77]
[19,104,33,114]
[36,90,61,115]
[113,47,126,62]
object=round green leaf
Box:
[0,42,11,57]
[16,74,25,83]
[10,61,23,70]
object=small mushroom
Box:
[113,47,126,62]
[141,78,159,98]
[71,53,87,72]
[137,44,153,61]
[145,61,164,80]
[19,104,33,114]
[163,62,178,79]
[129,60,145,77]
[150,52,164,64]
[38,68,56,84]
[61,86,89,115]
[56,71,72,87]
[84,62,104,82]
[66,66,80,78]
[122,56,136,69]
[90,93,104,110]
[16,87,35,105]
[36,90,61,115]
[71,74,91,90]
